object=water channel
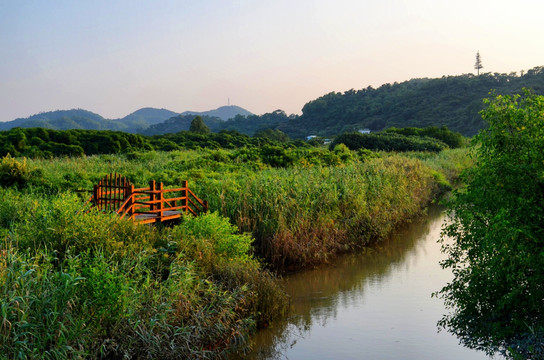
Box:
[239,205,500,359]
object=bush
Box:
[0,155,32,188]
[436,91,544,356]
[329,131,448,152]
[385,126,465,148]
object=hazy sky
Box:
[1,0,543,121]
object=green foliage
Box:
[280,67,544,137]
[219,110,293,136]
[201,155,461,269]
[0,155,32,188]
[436,91,544,357]
[172,212,253,265]
[254,128,290,142]
[0,190,287,359]
[329,131,448,152]
[384,126,465,148]
[0,128,151,158]
[189,115,211,134]
[0,139,473,358]
[259,145,295,168]
[0,250,89,359]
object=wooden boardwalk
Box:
[85,173,208,224]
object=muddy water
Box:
[240,206,498,359]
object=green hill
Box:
[0,109,124,131]
[117,108,179,131]
[0,106,254,133]
[2,67,543,138]
[181,105,253,121]
[143,114,224,136]
[279,67,544,137]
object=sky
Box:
[1,0,543,121]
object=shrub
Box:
[329,132,448,152]
[0,154,37,188]
[436,91,544,356]
[385,126,465,148]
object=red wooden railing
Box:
[86,173,208,224]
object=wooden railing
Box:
[86,174,208,224]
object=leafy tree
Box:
[436,91,544,358]
[189,116,210,134]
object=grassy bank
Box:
[0,146,471,358]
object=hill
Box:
[117,108,179,131]
[277,67,544,137]
[143,114,224,136]
[0,106,254,133]
[181,105,253,121]
[0,109,125,131]
[2,67,543,138]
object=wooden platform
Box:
[84,174,208,224]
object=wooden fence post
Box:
[149,180,156,213]
[182,180,188,215]
[158,182,164,220]
[128,184,134,217]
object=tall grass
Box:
[17,147,471,270]
[198,156,446,269]
[0,190,287,359]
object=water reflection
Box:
[239,206,497,360]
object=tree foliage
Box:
[329,130,449,153]
[189,116,211,134]
[280,67,544,137]
[254,128,290,143]
[436,91,544,358]
[384,126,465,148]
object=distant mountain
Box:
[0,109,125,131]
[117,108,179,131]
[4,67,543,139]
[181,105,253,121]
[0,106,254,133]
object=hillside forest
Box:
[2,66,543,138]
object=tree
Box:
[254,128,290,142]
[189,116,210,134]
[436,91,544,358]
[474,51,483,75]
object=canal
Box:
[240,205,499,359]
